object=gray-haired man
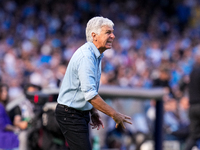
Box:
[55,16,132,150]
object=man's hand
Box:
[90,112,104,130]
[112,112,132,129]
[89,94,132,130]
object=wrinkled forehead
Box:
[100,25,114,31]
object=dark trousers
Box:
[55,103,91,150]
[184,104,200,150]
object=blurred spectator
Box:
[6,83,41,150]
[179,74,190,97]
[170,96,190,141]
[163,96,189,141]
[176,0,191,33]
[184,50,200,150]
[21,83,68,150]
[152,66,174,97]
[146,40,162,67]
[146,100,156,133]
[55,64,67,87]
[0,83,19,150]
[105,124,135,150]
[8,79,23,101]
[16,83,41,150]
[178,96,190,127]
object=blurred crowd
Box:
[1,0,200,149]
[0,0,200,99]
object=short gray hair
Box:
[86,16,114,42]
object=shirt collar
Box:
[88,42,104,59]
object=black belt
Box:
[57,103,90,115]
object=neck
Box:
[98,48,105,54]
[92,42,105,54]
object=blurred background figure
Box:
[0,83,19,150]
[163,96,189,141]
[16,83,41,150]
[105,124,135,150]
[152,66,174,98]
[5,82,42,150]
[184,51,200,150]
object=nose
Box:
[111,33,115,39]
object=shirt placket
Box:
[96,58,101,90]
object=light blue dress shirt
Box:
[57,42,104,111]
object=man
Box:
[184,50,200,150]
[55,16,132,150]
[8,83,41,150]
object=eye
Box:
[106,31,111,34]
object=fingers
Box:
[90,121,104,130]
[125,116,131,119]
[98,120,104,129]
[119,113,131,119]
[101,123,104,129]
[124,119,132,125]
[91,124,103,130]
[97,125,101,130]
[122,114,132,124]
[97,123,104,130]
[121,123,126,129]
[91,123,98,129]
[114,114,133,129]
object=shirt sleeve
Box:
[78,56,98,101]
[8,106,21,124]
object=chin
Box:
[106,45,112,49]
[105,47,111,50]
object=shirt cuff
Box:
[84,90,98,101]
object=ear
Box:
[91,32,97,41]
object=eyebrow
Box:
[105,29,114,32]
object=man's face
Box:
[93,25,115,53]
[27,86,40,93]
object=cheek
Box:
[100,39,107,45]
[104,38,109,43]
